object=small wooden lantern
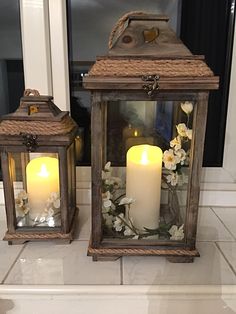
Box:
[0,89,78,244]
[83,13,219,262]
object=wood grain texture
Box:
[109,14,191,57]
[83,76,219,91]
[1,151,16,233]
[185,92,209,248]
[91,93,104,247]
[59,147,69,234]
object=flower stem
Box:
[111,210,138,235]
[127,204,139,234]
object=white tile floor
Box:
[0,206,236,286]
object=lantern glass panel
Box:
[102,99,195,243]
[9,152,61,229]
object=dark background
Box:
[180,0,236,166]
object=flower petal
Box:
[181,101,193,115]
[119,197,134,205]
[104,161,111,171]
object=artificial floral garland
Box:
[15,190,60,227]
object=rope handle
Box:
[23,89,40,97]
[108,11,147,49]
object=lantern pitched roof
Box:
[83,13,219,91]
[0,90,77,137]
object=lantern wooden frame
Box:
[0,90,78,244]
[83,14,219,262]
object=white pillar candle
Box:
[126,144,162,231]
[26,156,60,220]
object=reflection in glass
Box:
[9,152,61,228]
[102,100,194,243]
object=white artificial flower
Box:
[50,192,58,201]
[175,148,187,165]
[103,191,111,200]
[166,172,179,186]
[181,101,193,115]
[102,191,112,210]
[112,176,122,188]
[15,205,25,217]
[46,192,60,210]
[132,235,139,240]
[103,213,113,228]
[186,129,192,140]
[47,217,55,227]
[176,123,188,137]
[103,199,112,209]
[104,161,111,171]
[18,190,28,200]
[105,176,120,186]
[15,198,23,208]
[52,198,60,209]
[102,170,110,180]
[47,192,57,204]
[124,226,135,236]
[170,136,182,151]
[119,197,135,206]
[163,149,180,170]
[169,224,184,241]
[113,214,124,232]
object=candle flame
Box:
[134,130,138,137]
[140,150,149,165]
[38,164,49,177]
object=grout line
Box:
[1,243,27,284]
[120,257,123,285]
[215,242,236,278]
[210,207,236,241]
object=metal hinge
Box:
[21,133,38,152]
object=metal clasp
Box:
[21,133,38,152]
[142,75,160,97]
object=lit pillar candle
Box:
[126,144,162,231]
[26,157,60,220]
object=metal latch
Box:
[142,75,160,97]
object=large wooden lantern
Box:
[83,13,219,262]
[0,89,78,244]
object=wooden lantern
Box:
[83,13,219,262]
[0,89,78,244]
